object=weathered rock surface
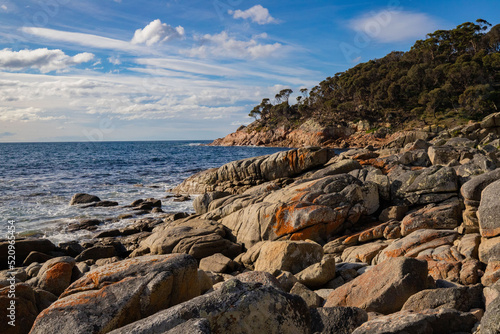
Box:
[352,308,477,334]
[324,257,428,314]
[295,255,336,288]
[375,229,459,264]
[389,165,458,206]
[481,290,500,334]
[30,254,200,334]
[69,193,101,205]
[108,279,311,334]
[134,219,241,259]
[254,240,323,275]
[401,285,483,312]
[478,179,500,237]
[309,306,368,334]
[0,239,56,269]
[34,256,76,296]
[0,284,39,334]
[172,147,330,194]
[400,198,461,236]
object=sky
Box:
[0,0,499,142]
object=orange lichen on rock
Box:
[45,262,72,281]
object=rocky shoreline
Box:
[2,112,500,333]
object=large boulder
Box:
[401,285,483,312]
[461,168,500,201]
[479,235,500,263]
[324,257,428,314]
[254,240,323,275]
[221,201,348,248]
[0,284,39,334]
[352,309,477,334]
[69,193,101,205]
[428,145,473,165]
[0,239,56,269]
[389,166,458,206]
[193,191,230,215]
[134,219,242,259]
[309,307,368,334]
[400,198,462,236]
[34,256,76,296]
[108,279,311,334]
[29,254,200,334]
[295,255,336,288]
[478,179,500,237]
[172,148,330,194]
[481,288,500,334]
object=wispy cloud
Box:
[228,5,278,25]
[131,19,185,46]
[21,27,137,51]
[0,48,94,73]
[350,10,439,43]
[183,31,282,59]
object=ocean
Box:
[0,141,289,245]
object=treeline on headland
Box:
[248,19,500,133]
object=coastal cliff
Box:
[211,20,500,149]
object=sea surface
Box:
[0,141,289,244]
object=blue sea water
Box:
[0,141,289,244]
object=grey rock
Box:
[193,191,230,215]
[0,238,56,269]
[30,254,200,334]
[352,309,477,334]
[478,179,500,237]
[290,282,322,308]
[310,307,368,334]
[69,193,101,205]
[108,279,311,334]
[75,245,117,262]
[402,285,483,312]
[461,168,500,201]
[480,293,500,334]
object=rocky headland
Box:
[1,112,500,333]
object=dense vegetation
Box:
[249,19,500,131]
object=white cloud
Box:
[184,31,282,59]
[1,5,7,11]
[229,5,277,25]
[22,27,138,51]
[350,11,439,43]
[131,19,185,46]
[108,56,121,65]
[0,48,94,73]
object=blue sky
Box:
[0,0,498,142]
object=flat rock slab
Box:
[324,257,428,314]
[375,229,459,264]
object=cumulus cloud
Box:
[229,5,277,25]
[183,31,282,59]
[350,10,439,43]
[131,19,185,46]
[0,48,94,73]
